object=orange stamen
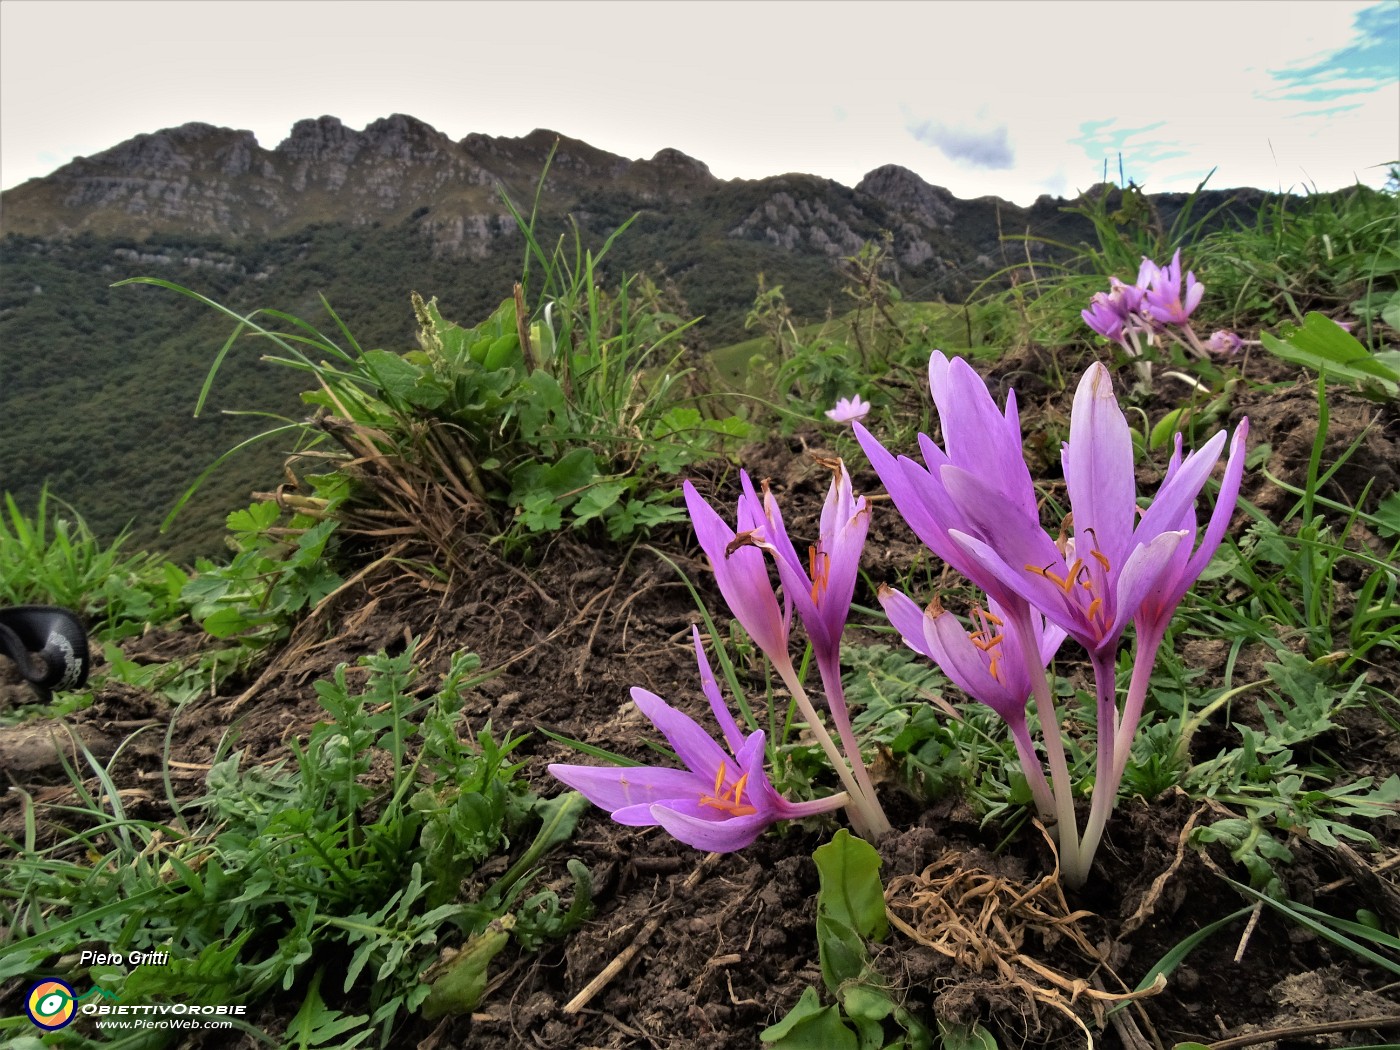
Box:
[699,762,759,817]
[1090,549,1111,572]
[808,546,830,603]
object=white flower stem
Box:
[1075,650,1121,886]
[773,657,884,840]
[817,652,893,837]
[1015,604,1086,886]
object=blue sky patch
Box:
[1266,1,1399,101]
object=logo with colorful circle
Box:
[24,979,77,1030]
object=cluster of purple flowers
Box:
[552,349,1247,888]
[1083,251,1241,367]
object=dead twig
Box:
[563,851,721,1014]
[1120,802,1205,938]
[1205,1014,1400,1049]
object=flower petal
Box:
[630,687,729,781]
[877,585,934,659]
[1102,529,1187,643]
[548,763,704,817]
[650,800,772,852]
[692,625,746,754]
[683,479,790,659]
[1064,363,1136,571]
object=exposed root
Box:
[884,825,1165,1041]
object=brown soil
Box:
[2,355,1398,1049]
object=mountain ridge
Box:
[3,113,1268,273]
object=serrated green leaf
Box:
[572,481,626,528]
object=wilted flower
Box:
[1142,249,1204,325]
[1206,329,1243,355]
[825,395,871,424]
[549,630,846,852]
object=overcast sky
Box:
[1,1,1396,204]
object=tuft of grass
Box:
[0,645,589,1048]
[0,487,185,642]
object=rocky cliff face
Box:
[0,114,1273,295]
[0,117,727,249]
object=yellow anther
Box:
[1029,557,1085,595]
[1090,549,1111,572]
[712,762,726,796]
[1087,597,1103,622]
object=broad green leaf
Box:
[360,348,427,403]
[938,1020,1000,1050]
[1379,290,1400,331]
[760,986,860,1050]
[817,915,869,990]
[813,830,888,942]
[511,447,598,504]
[1259,312,1399,396]
[1150,407,1187,450]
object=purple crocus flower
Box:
[684,471,889,837]
[1142,249,1204,325]
[879,585,1066,820]
[1113,420,1250,778]
[825,395,871,424]
[879,587,1065,727]
[853,352,1041,615]
[944,363,1240,658]
[683,474,791,661]
[549,629,846,852]
[1112,272,1149,316]
[1082,274,1153,346]
[741,460,869,666]
[1082,292,1127,343]
[732,460,891,834]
